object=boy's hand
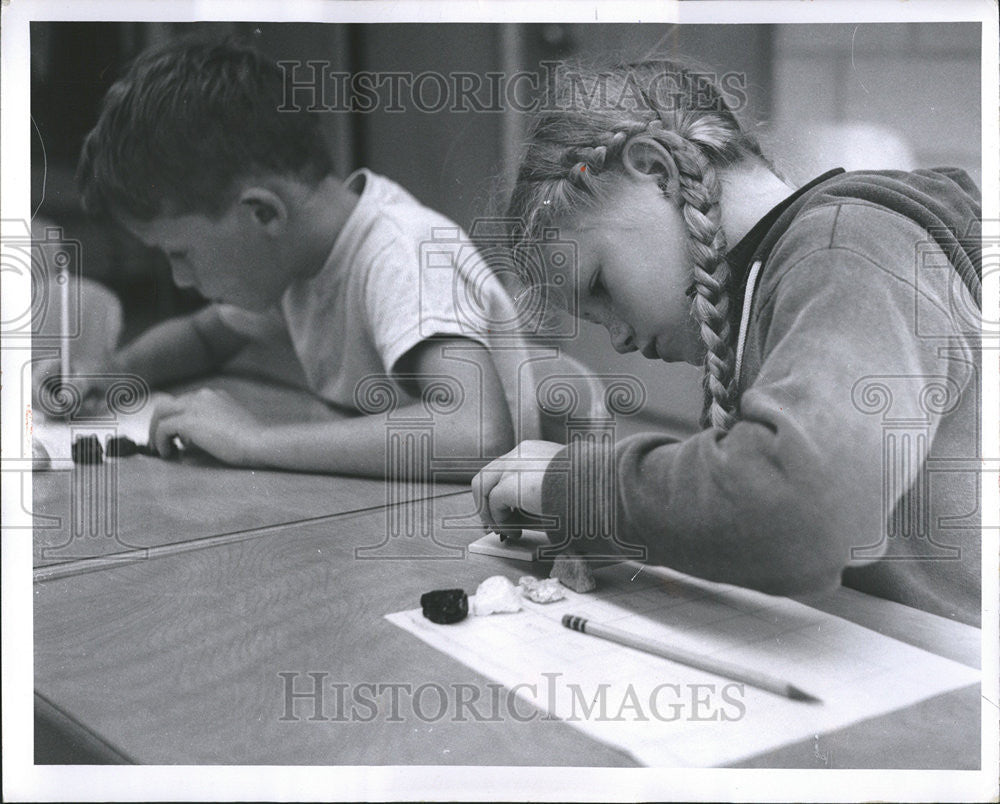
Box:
[149,388,261,467]
[472,440,563,541]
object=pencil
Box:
[561,613,821,703]
[59,263,70,383]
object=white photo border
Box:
[2,1,997,801]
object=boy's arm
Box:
[148,337,516,480]
[111,305,251,388]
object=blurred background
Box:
[30,21,981,436]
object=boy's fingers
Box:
[147,397,185,443]
[151,415,177,458]
[149,403,189,457]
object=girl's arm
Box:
[564,248,973,595]
[479,233,978,597]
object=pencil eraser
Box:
[71,435,104,465]
[420,589,468,624]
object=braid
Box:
[506,60,763,430]
[649,126,737,429]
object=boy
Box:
[75,37,538,479]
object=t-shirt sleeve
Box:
[360,226,543,441]
[362,238,495,374]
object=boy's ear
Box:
[238,188,288,235]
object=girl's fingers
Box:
[471,469,486,528]
[472,459,507,533]
[486,474,523,542]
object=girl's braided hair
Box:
[506,59,767,430]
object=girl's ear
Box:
[621,136,681,196]
[238,187,288,236]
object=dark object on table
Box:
[420,588,469,624]
[71,435,104,465]
[105,435,141,457]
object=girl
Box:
[473,60,982,626]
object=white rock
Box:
[470,575,522,616]
[518,576,566,604]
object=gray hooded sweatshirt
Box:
[541,167,982,626]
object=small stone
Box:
[105,435,141,458]
[71,435,104,465]
[518,576,566,604]
[470,576,522,616]
[550,553,597,593]
[420,589,468,624]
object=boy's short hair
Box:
[77,35,334,221]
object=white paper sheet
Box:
[32,395,167,466]
[386,562,980,767]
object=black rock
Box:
[71,435,104,465]
[105,435,141,458]
[419,588,468,624]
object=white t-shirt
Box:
[217,169,541,439]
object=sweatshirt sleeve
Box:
[541,243,975,597]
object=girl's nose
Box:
[169,260,197,289]
[608,323,637,354]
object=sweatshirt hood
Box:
[744,167,983,307]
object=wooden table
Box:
[32,453,462,573]
[31,374,468,574]
[34,476,981,768]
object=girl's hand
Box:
[148,388,261,467]
[472,440,564,541]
